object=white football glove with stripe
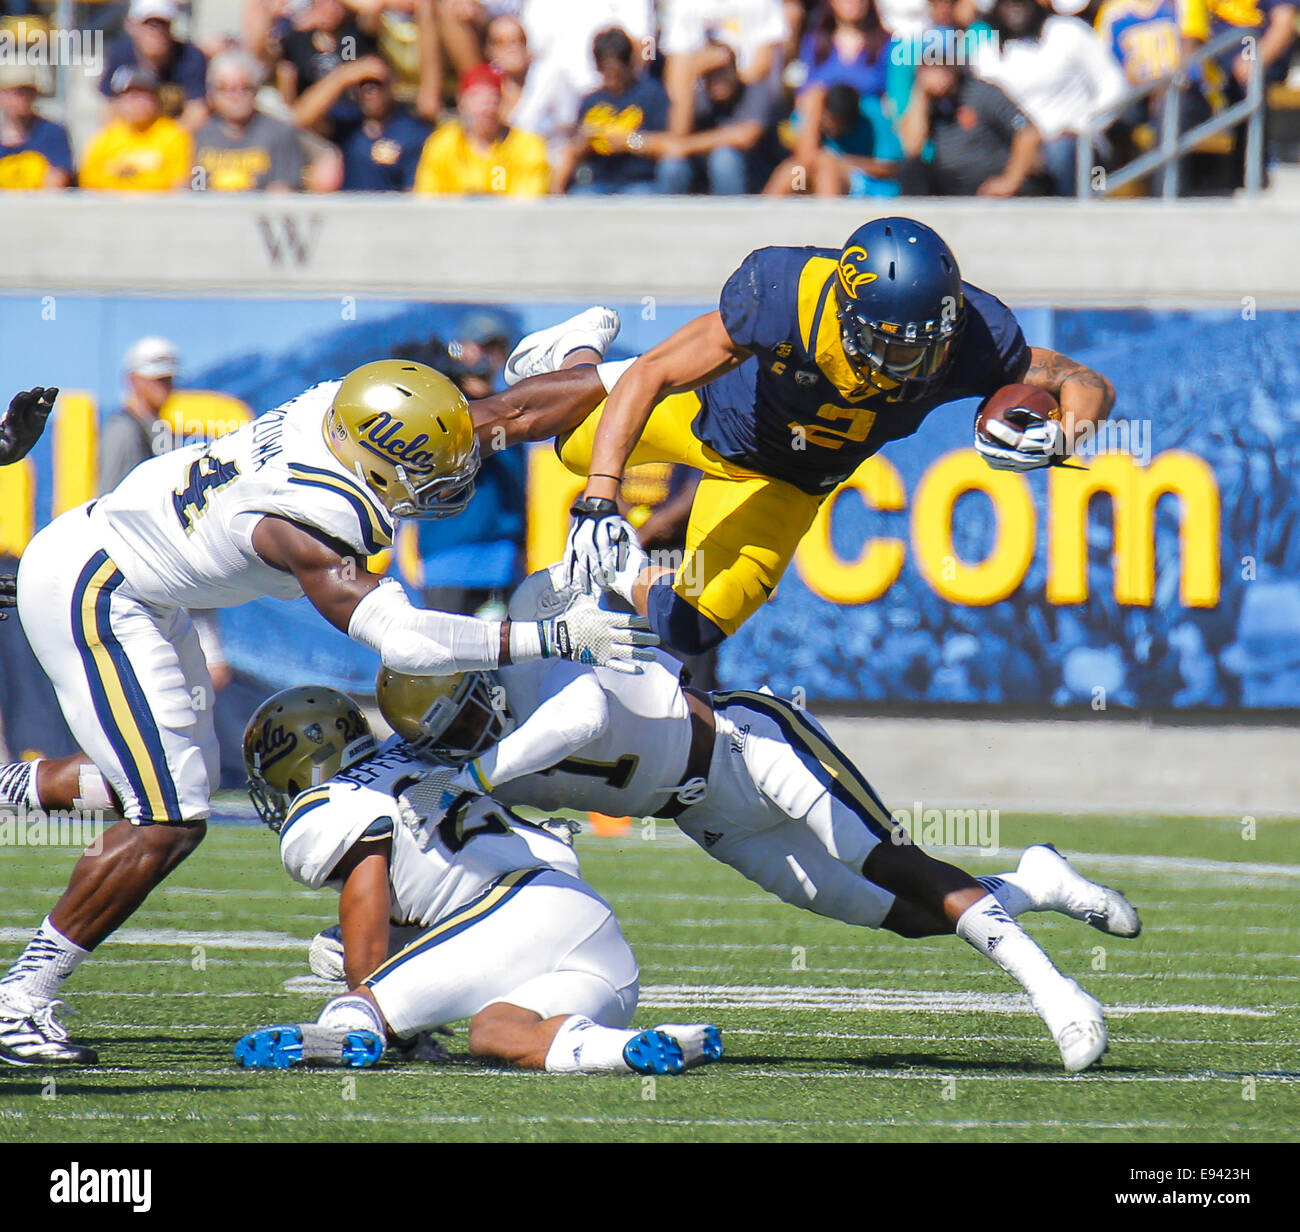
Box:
[975,411,1067,472]
[538,594,657,673]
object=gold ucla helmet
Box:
[376,666,514,763]
[242,686,379,830]
[323,359,480,519]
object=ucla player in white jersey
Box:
[231,686,721,1075]
[369,567,1143,1074]
[0,346,654,1067]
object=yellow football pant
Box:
[557,391,825,638]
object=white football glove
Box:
[592,528,651,607]
[564,496,637,594]
[975,413,1066,472]
[538,593,657,673]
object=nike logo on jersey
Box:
[702,830,723,848]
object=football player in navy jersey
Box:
[546,216,1116,656]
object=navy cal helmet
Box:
[833,217,965,399]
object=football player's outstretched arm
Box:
[251,516,654,673]
[333,837,394,988]
[452,664,611,796]
[583,312,750,503]
[469,366,607,451]
[1020,346,1115,451]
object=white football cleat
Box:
[504,307,621,386]
[0,990,98,1067]
[1031,978,1107,1073]
[1018,843,1141,938]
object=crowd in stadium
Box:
[0,0,1295,196]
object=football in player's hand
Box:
[975,383,1061,443]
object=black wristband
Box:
[570,495,620,520]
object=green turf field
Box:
[1,808,1297,1142]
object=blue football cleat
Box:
[234,1024,384,1070]
[623,1023,723,1075]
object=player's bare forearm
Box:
[470,367,605,450]
[251,515,381,632]
[254,514,514,662]
[585,311,749,501]
[335,840,394,988]
[1020,346,1115,448]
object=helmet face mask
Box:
[389,438,481,520]
[242,686,378,831]
[837,295,964,398]
[377,667,513,764]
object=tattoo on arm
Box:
[1023,348,1115,415]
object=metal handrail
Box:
[1075,27,1266,199]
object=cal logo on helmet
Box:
[837,245,878,298]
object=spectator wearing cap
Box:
[971,0,1127,194]
[99,336,179,493]
[193,50,304,191]
[553,27,669,194]
[897,60,1044,194]
[0,64,73,189]
[414,61,548,195]
[292,54,430,190]
[276,0,381,109]
[655,43,785,193]
[100,0,208,130]
[80,69,193,191]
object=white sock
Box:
[0,759,41,809]
[976,873,1035,917]
[0,916,90,1004]
[596,358,636,393]
[317,993,386,1036]
[544,1014,638,1074]
[955,894,1071,1003]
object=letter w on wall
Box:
[257,215,322,266]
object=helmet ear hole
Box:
[369,471,388,490]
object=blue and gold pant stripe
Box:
[364,867,544,987]
[714,690,896,841]
[70,550,182,823]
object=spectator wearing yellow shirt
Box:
[414,62,549,196]
[80,69,192,191]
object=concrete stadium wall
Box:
[1,194,1297,305]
